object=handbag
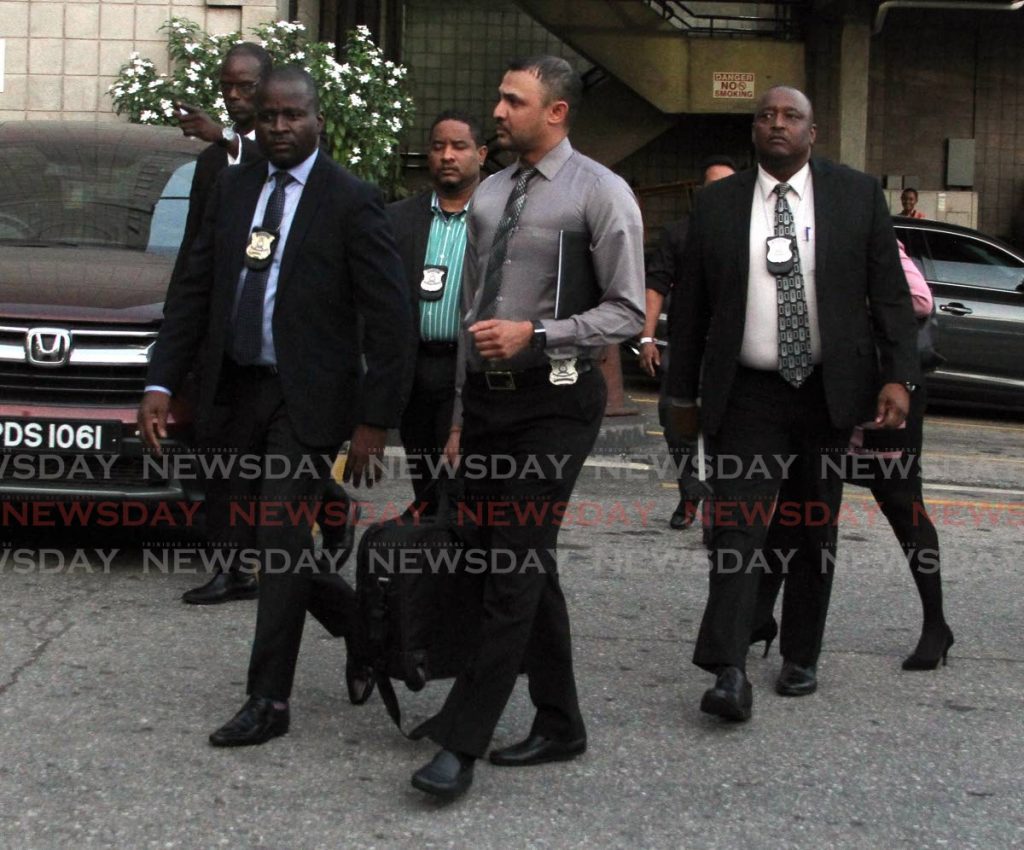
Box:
[917,303,946,373]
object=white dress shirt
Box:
[226,128,257,166]
[738,162,821,370]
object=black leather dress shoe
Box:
[669,499,697,530]
[775,660,818,696]
[488,734,587,767]
[345,658,375,706]
[699,666,752,721]
[182,569,258,605]
[209,696,289,747]
[411,749,475,799]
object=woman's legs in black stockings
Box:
[868,388,951,664]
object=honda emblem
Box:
[26,328,72,368]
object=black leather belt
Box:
[419,340,458,354]
[467,360,593,391]
[223,357,279,379]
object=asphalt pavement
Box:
[0,381,1022,849]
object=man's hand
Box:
[875,382,911,429]
[639,340,661,377]
[176,103,224,144]
[343,424,387,488]
[137,391,170,456]
[664,400,700,444]
[469,319,532,361]
[443,426,462,470]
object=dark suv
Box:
[894,217,1024,411]
[0,121,200,506]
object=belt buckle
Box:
[484,370,515,391]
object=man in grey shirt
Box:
[411,55,645,800]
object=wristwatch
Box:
[903,381,918,393]
[529,320,547,351]
[216,125,237,148]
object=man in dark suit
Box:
[640,155,735,530]
[386,110,486,506]
[666,86,920,722]
[170,45,360,605]
[169,42,271,295]
[138,67,413,746]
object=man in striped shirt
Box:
[387,111,487,507]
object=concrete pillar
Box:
[837,11,871,170]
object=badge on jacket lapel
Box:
[419,264,448,301]
[548,356,579,386]
[766,235,797,276]
[245,228,278,271]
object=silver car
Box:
[894,218,1024,411]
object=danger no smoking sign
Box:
[713,72,755,99]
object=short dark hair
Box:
[258,66,320,112]
[506,55,582,125]
[902,187,919,196]
[700,155,737,173]
[223,42,273,80]
[429,110,485,148]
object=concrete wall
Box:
[0,0,282,122]
[867,8,1024,248]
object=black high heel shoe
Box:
[902,623,955,671]
[749,617,778,658]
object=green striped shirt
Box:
[419,192,470,341]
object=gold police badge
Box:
[245,229,277,270]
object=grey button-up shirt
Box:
[454,137,644,419]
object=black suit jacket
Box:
[170,136,262,288]
[667,157,920,435]
[149,151,414,447]
[385,190,434,341]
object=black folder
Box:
[554,230,601,319]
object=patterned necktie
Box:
[773,182,813,388]
[476,167,536,320]
[232,171,292,364]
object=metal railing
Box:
[643,1,810,39]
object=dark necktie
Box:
[232,171,292,364]
[773,182,813,388]
[476,167,536,320]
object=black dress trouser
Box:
[693,366,848,673]
[418,367,606,758]
[203,363,356,701]
[398,344,458,506]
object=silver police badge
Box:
[548,356,579,386]
[418,264,447,301]
[766,235,796,275]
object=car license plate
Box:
[0,419,121,453]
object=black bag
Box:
[355,479,481,733]
[918,303,946,373]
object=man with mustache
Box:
[665,86,919,721]
[409,56,644,799]
[387,111,487,506]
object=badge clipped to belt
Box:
[245,228,279,272]
[765,235,797,276]
[548,356,579,386]
[418,264,448,301]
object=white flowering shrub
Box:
[108,18,414,193]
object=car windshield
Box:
[0,137,196,254]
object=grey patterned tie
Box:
[476,167,537,319]
[773,182,814,387]
[232,171,292,364]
